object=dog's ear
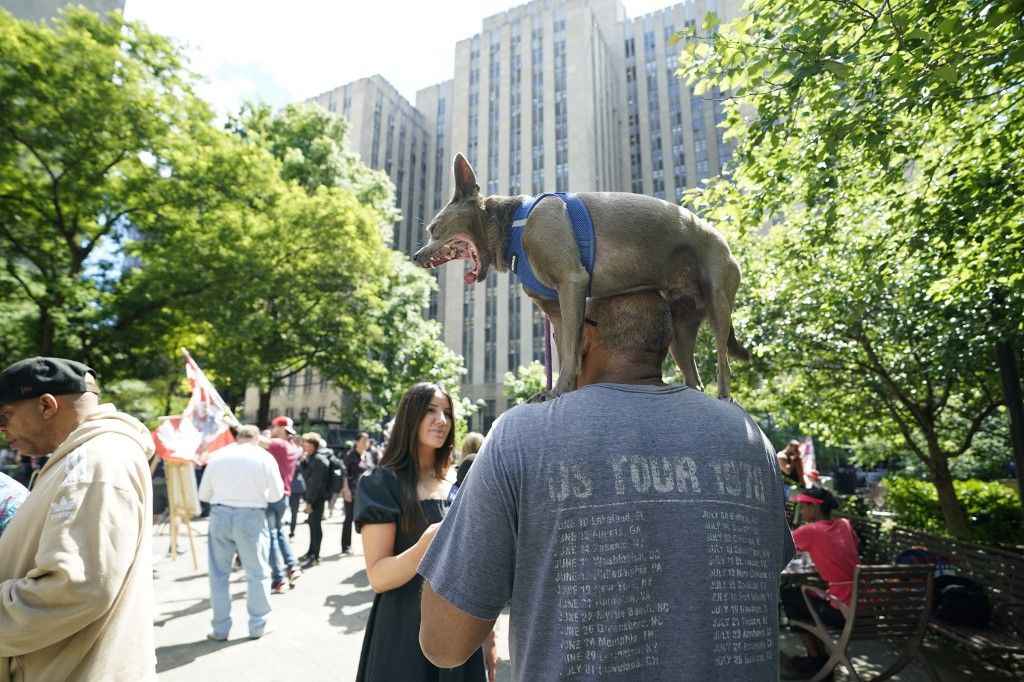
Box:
[453,153,479,198]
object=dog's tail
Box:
[728,326,751,362]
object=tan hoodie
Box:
[0,404,156,682]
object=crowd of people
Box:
[0,290,860,681]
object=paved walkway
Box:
[153,512,1012,681]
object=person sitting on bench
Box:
[781,487,860,679]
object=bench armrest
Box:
[800,584,852,621]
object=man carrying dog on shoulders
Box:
[419,291,794,681]
[0,357,157,681]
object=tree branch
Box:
[952,399,1002,458]
[4,260,43,307]
[879,392,929,464]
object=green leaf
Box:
[933,64,958,84]
[824,59,853,79]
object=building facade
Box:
[1,0,124,23]
[306,75,432,259]
[299,0,741,433]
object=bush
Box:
[882,476,1024,548]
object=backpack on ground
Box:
[932,575,992,629]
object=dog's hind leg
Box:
[707,289,736,400]
[668,296,705,392]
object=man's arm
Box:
[420,581,497,668]
[0,482,144,656]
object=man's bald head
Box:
[585,291,673,366]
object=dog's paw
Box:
[717,394,738,404]
[526,391,551,404]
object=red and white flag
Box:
[151,350,237,463]
[799,436,817,487]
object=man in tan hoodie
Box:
[0,357,156,682]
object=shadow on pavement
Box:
[156,636,247,673]
[342,568,369,588]
[174,572,209,583]
[157,592,245,625]
[324,588,374,634]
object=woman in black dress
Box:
[354,382,486,682]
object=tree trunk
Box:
[257,386,272,428]
[39,306,54,356]
[928,451,970,538]
[995,338,1024,522]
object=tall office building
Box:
[301,0,741,433]
[1,0,124,22]
[307,75,431,258]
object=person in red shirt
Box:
[781,487,860,679]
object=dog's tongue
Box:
[464,272,478,284]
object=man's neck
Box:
[579,367,665,387]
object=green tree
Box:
[210,102,465,426]
[677,0,1023,537]
[503,361,548,406]
[0,8,211,360]
[0,10,463,435]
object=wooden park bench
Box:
[791,564,938,681]
[845,515,887,565]
[891,527,1024,674]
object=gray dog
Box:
[412,154,749,400]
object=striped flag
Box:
[151,350,237,463]
[799,436,817,487]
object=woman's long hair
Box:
[379,382,455,533]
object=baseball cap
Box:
[271,416,296,435]
[790,487,835,509]
[0,357,99,406]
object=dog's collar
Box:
[503,192,596,300]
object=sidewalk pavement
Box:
[153,508,512,681]
[153,510,1010,681]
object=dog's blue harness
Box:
[503,192,595,300]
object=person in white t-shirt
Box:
[198,425,284,640]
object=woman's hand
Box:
[342,485,353,503]
[304,502,312,514]
[418,521,442,548]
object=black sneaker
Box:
[301,556,319,568]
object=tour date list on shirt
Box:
[555,509,666,677]
[546,453,778,678]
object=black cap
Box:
[0,357,99,406]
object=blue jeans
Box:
[266,496,297,582]
[207,505,272,637]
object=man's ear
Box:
[581,323,596,357]
[38,394,60,420]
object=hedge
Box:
[882,476,1024,547]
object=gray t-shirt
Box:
[419,383,795,681]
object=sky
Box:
[123,0,675,117]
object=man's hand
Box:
[304,502,312,514]
[342,485,352,503]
